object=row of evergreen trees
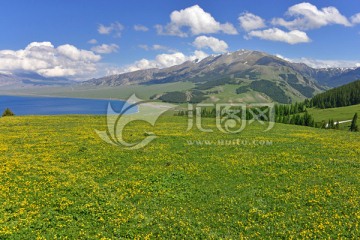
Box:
[176,103,315,127]
[274,101,315,127]
[176,104,357,131]
[274,102,358,131]
[310,80,360,109]
[176,106,271,121]
[275,111,315,127]
[268,80,360,129]
[275,101,308,116]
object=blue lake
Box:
[0,95,136,116]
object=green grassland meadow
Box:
[0,115,359,239]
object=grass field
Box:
[307,104,360,122]
[0,115,359,238]
[202,84,273,104]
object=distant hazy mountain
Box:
[0,71,73,89]
[289,64,360,87]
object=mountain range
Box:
[84,50,360,103]
[85,50,360,88]
[0,71,73,89]
[1,50,359,104]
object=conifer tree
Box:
[2,108,15,117]
[349,113,358,132]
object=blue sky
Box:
[0,0,360,80]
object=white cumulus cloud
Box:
[98,22,124,37]
[247,28,311,44]
[91,44,119,54]
[134,24,149,31]
[109,50,208,74]
[272,2,351,30]
[351,13,360,24]
[0,42,101,79]
[193,36,228,53]
[239,12,266,31]
[156,5,238,37]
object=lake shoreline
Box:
[0,95,133,116]
[0,95,175,116]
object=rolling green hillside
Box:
[307,104,360,122]
[272,80,360,131]
[311,80,360,109]
[0,115,359,238]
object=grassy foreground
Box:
[0,115,359,238]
